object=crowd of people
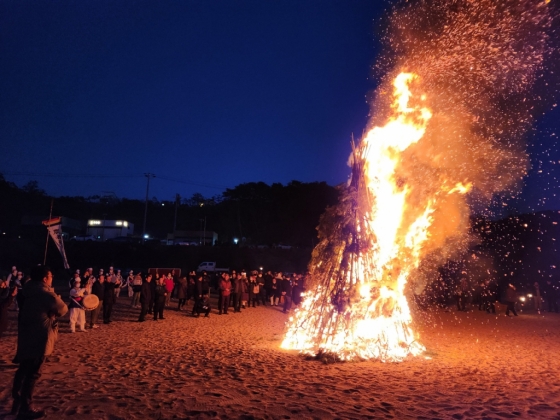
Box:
[1,265,308,334]
[0,264,308,419]
[422,276,559,316]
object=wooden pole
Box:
[43,199,54,265]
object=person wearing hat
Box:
[69,279,88,333]
[69,271,81,289]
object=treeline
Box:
[0,174,340,247]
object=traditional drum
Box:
[82,294,99,311]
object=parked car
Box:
[70,234,96,241]
[196,262,229,273]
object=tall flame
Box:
[281,73,471,362]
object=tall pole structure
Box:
[143,173,154,243]
[43,199,54,265]
[203,216,206,246]
[173,193,180,234]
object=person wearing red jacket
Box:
[219,274,232,315]
[164,273,174,307]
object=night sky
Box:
[1,0,558,213]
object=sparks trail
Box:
[282,0,556,362]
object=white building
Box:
[86,219,134,241]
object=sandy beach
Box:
[1,296,560,420]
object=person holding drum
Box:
[69,278,88,333]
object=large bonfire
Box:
[282,0,555,362]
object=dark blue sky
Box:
[0,0,388,200]
[1,0,558,213]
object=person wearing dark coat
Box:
[281,277,293,313]
[201,273,210,296]
[0,280,17,337]
[193,294,211,317]
[148,274,157,314]
[192,275,204,316]
[292,277,303,306]
[177,276,188,310]
[270,277,280,306]
[483,279,496,314]
[504,284,518,317]
[543,280,558,313]
[153,277,167,321]
[103,276,119,324]
[138,275,152,322]
[264,271,273,303]
[229,273,237,310]
[89,275,105,329]
[12,266,68,419]
[186,273,196,306]
[234,275,248,312]
[255,272,265,305]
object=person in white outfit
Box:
[69,279,88,333]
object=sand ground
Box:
[1,296,560,420]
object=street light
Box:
[234,238,239,245]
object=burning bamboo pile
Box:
[282,0,555,362]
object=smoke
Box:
[362,0,557,291]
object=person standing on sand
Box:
[164,273,174,307]
[68,279,87,333]
[138,274,152,322]
[11,266,68,419]
[543,280,558,313]
[219,273,232,315]
[177,275,188,310]
[131,272,143,308]
[483,279,496,314]
[234,273,247,312]
[0,279,17,338]
[270,277,279,306]
[153,277,167,321]
[186,272,196,307]
[126,270,135,299]
[534,282,542,313]
[257,272,267,306]
[248,273,258,307]
[89,274,104,329]
[281,275,293,314]
[103,274,119,324]
[505,284,518,317]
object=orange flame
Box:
[282,72,471,361]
